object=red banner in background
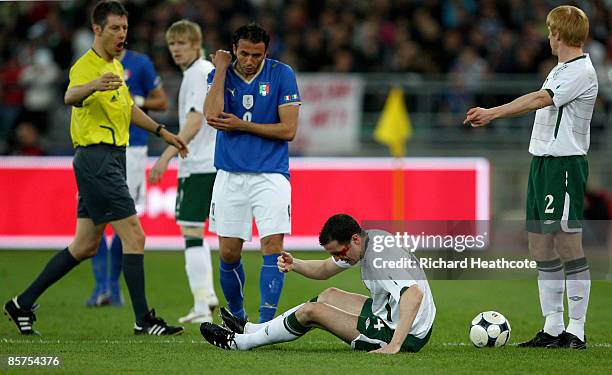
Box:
[0,157,489,250]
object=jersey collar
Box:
[232,58,266,84]
[563,54,587,64]
[183,56,200,72]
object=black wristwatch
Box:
[155,124,166,137]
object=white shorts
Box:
[209,169,291,241]
[126,145,148,215]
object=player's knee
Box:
[71,240,99,260]
[123,227,145,251]
[296,302,321,322]
[219,248,241,262]
[260,235,283,255]
[132,230,145,250]
[318,287,341,304]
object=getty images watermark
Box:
[360,220,612,280]
[370,230,536,271]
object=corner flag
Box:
[373,87,413,157]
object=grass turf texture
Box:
[1,250,611,374]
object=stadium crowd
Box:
[1,0,611,154]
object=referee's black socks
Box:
[17,248,80,310]
[123,253,150,325]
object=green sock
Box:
[284,311,311,336]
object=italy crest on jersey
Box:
[259,82,270,96]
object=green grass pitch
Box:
[1,250,611,374]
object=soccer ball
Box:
[469,311,511,348]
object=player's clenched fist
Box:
[209,50,232,70]
[277,251,294,273]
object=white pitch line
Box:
[3,338,612,348]
[440,342,612,348]
[1,338,206,345]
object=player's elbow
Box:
[64,91,73,106]
[282,126,297,141]
[406,285,423,305]
[64,95,80,107]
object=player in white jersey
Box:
[149,20,218,323]
[464,5,596,349]
[200,214,435,354]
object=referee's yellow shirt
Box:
[68,49,134,147]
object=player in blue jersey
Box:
[86,48,168,307]
[204,23,301,323]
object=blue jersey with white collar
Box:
[121,50,162,146]
[207,58,301,178]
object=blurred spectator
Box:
[0,0,610,154]
[2,0,611,76]
[10,120,44,156]
[19,47,59,134]
[447,47,488,114]
[0,54,24,153]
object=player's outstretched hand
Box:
[463,107,494,127]
[278,251,294,273]
[161,130,189,158]
[369,344,401,354]
[148,158,169,184]
[210,50,232,70]
[93,72,122,91]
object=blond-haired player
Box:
[149,19,218,323]
[464,5,597,349]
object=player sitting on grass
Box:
[200,214,436,354]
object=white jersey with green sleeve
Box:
[332,229,436,339]
[529,54,598,157]
[178,58,216,178]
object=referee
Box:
[3,0,187,336]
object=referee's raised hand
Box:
[93,72,123,91]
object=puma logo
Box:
[226,88,236,96]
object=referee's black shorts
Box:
[73,144,136,225]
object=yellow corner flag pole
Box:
[373,87,413,222]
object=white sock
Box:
[544,312,564,337]
[234,314,300,350]
[185,245,210,313]
[565,261,590,342]
[201,240,217,299]
[244,303,305,334]
[536,259,565,336]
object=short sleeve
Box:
[141,56,162,92]
[546,68,594,108]
[277,64,301,107]
[184,70,207,114]
[67,62,89,89]
[207,69,215,93]
[378,279,416,301]
[331,257,355,269]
